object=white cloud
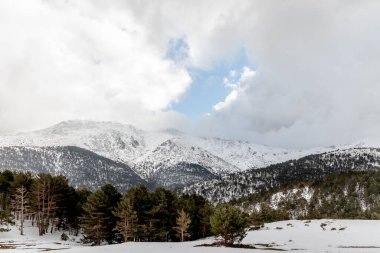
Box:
[0,0,191,132]
[2,0,380,148]
[214,67,255,111]
[187,0,380,148]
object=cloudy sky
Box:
[1,0,380,148]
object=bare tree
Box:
[12,185,30,235]
[174,209,191,242]
[32,175,57,236]
[113,197,138,242]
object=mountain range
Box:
[0,120,377,200]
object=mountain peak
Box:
[39,120,143,135]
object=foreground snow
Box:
[1,220,379,252]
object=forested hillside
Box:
[0,146,147,192]
[2,168,380,246]
[233,169,380,223]
[184,148,380,203]
[0,170,213,244]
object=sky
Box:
[1,0,380,148]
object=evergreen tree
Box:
[149,188,177,241]
[210,204,249,246]
[52,175,72,230]
[100,184,122,243]
[81,190,109,245]
[177,194,213,240]
[0,170,14,226]
[0,191,12,227]
[81,184,121,245]
[71,188,92,236]
[126,185,152,241]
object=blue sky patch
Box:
[166,38,253,122]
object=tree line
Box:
[233,169,380,224]
[0,170,250,246]
[3,169,380,246]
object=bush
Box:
[210,204,249,246]
[61,232,69,241]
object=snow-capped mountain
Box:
[0,121,149,166]
[0,120,375,190]
[183,148,380,203]
[0,146,148,192]
[0,120,308,186]
[133,138,240,179]
[0,120,329,168]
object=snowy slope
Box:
[0,120,148,167]
[134,138,240,179]
[189,137,305,170]
[0,120,332,172]
[0,120,375,189]
[0,146,148,192]
[183,148,380,203]
[1,220,380,252]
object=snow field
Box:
[1,219,379,252]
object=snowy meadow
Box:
[1,219,380,253]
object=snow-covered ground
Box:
[1,220,379,252]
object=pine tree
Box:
[71,188,91,236]
[81,185,121,245]
[81,190,109,245]
[113,197,137,242]
[0,170,14,227]
[0,192,12,227]
[126,185,152,241]
[174,209,191,242]
[177,194,213,240]
[149,188,177,241]
[210,204,249,246]
[99,184,122,243]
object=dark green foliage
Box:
[210,204,249,246]
[81,184,121,245]
[81,190,110,245]
[236,169,380,222]
[122,186,213,242]
[52,176,76,230]
[61,232,69,241]
[148,188,177,241]
[250,203,289,225]
[0,170,214,244]
[189,148,380,204]
[177,194,213,240]
[125,185,152,241]
[0,170,14,225]
[70,188,92,236]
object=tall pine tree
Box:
[81,190,109,245]
[81,184,121,245]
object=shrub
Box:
[210,204,249,246]
[61,232,69,241]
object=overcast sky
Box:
[1,0,380,148]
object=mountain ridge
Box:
[0,120,377,190]
[182,148,380,203]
